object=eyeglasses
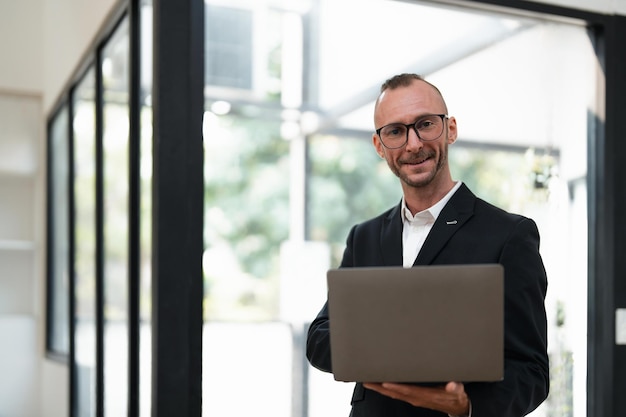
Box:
[375,114,448,149]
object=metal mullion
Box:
[128,0,142,416]
[67,91,77,417]
[152,0,205,416]
[95,43,106,417]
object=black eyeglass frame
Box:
[375,113,448,149]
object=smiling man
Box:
[306,73,549,417]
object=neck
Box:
[402,179,456,215]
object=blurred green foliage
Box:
[203,113,531,320]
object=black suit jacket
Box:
[306,184,549,417]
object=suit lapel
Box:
[380,202,404,266]
[414,183,476,265]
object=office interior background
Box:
[1,0,626,416]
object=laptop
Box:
[327,264,504,383]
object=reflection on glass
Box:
[73,67,97,417]
[102,17,130,417]
[49,105,70,355]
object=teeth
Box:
[402,156,429,165]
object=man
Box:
[306,73,549,416]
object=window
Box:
[45,2,152,417]
[47,104,71,358]
[102,17,131,417]
[205,4,253,90]
[201,1,595,416]
[46,1,622,416]
[72,66,97,417]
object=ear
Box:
[372,132,386,158]
[447,116,458,145]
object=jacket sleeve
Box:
[466,217,550,416]
[306,301,333,373]
[306,225,359,373]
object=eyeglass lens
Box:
[379,115,445,148]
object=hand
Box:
[362,381,470,416]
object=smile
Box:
[402,156,430,165]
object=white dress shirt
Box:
[401,181,462,267]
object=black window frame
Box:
[45,1,148,416]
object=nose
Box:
[405,126,423,152]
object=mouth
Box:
[401,154,431,166]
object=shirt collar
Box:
[402,181,462,223]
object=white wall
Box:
[0,0,43,93]
[0,2,46,417]
[0,1,115,416]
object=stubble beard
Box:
[388,146,448,189]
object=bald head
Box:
[374,73,448,115]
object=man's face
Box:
[372,80,457,190]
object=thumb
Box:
[445,381,464,393]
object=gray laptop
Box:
[327,264,504,383]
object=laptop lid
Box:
[327,264,504,383]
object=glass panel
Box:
[203,5,293,416]
[202,1,594,417]
[139,1,153,416]
[205,4,253,89]
[48,105,70,355]
[308,134,399,266]
[139,102,153,417]
[72,67,97,417]
[102,17,130,417]
[427,22,593,417]
[203,109,289,322]
[202,323,292,416]
[307,3,593,417]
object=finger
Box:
[382,382,410,391]
[445,381,464,393]
[363,383,403,401]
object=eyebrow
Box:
[379,113,445,127]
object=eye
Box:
[416,116,439,130]
[381,124,405,138]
